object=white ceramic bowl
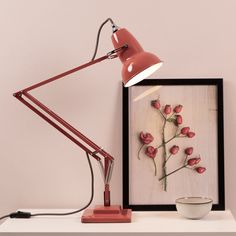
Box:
[176,197,213,219]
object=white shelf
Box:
[0,209,236,236]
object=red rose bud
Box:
[164,105,172,115]
[187,158,197,166]
[174,105,183,113]
[195,157,201,164]
[187,132,195,138]
[170,145,179,155]
[140,132,154,144]
[185,147,193,155]
[151,99,161,109]
[175,115,183,125]
[181,127,190,135]
[195,167,206,174]
[145,146,158,159]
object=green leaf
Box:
[167,118,176,122]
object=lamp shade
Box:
[111,28,163,87]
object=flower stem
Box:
[159,164,187,181]
[166,135,178,145]
[162,119,168,191]
[164,154,172,165]
[138,144,145,160]
[152,158,157,176]
[157,134,179,149]
[168,112,176,119]
[184,155,188,164]
[158,110,166,120]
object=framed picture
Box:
[123,79,224,211]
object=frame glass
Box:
[123,79,224,211]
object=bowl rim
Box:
[175,197,213,205]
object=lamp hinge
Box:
[107,44,128,59]
[13,91,23,98]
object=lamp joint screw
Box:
[13,91,23,98]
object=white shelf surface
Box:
[0,209,236,235]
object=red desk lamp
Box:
[13,18,162,223]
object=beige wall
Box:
[0,0,235,217]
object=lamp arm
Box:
[15,90,113,206]
[19,55,109,93]
[14,94,102,161]
[13,45,127,160]
[13,47,127,206]
[14,44,127,93]
[13,54,115,161]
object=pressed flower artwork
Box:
[123,79,225,211]
[138,101,206,192]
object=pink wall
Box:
[0,0,235,217]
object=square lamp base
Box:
[81,205,132,223]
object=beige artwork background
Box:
[129,85,218,204]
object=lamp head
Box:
[111,28,163,87]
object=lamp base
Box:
[81,205,132,223]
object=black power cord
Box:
[30,152,94,217]
[91,17,116,61]
[0,152,94,220]
[0,214,11,221]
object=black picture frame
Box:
[122,78,225,211]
